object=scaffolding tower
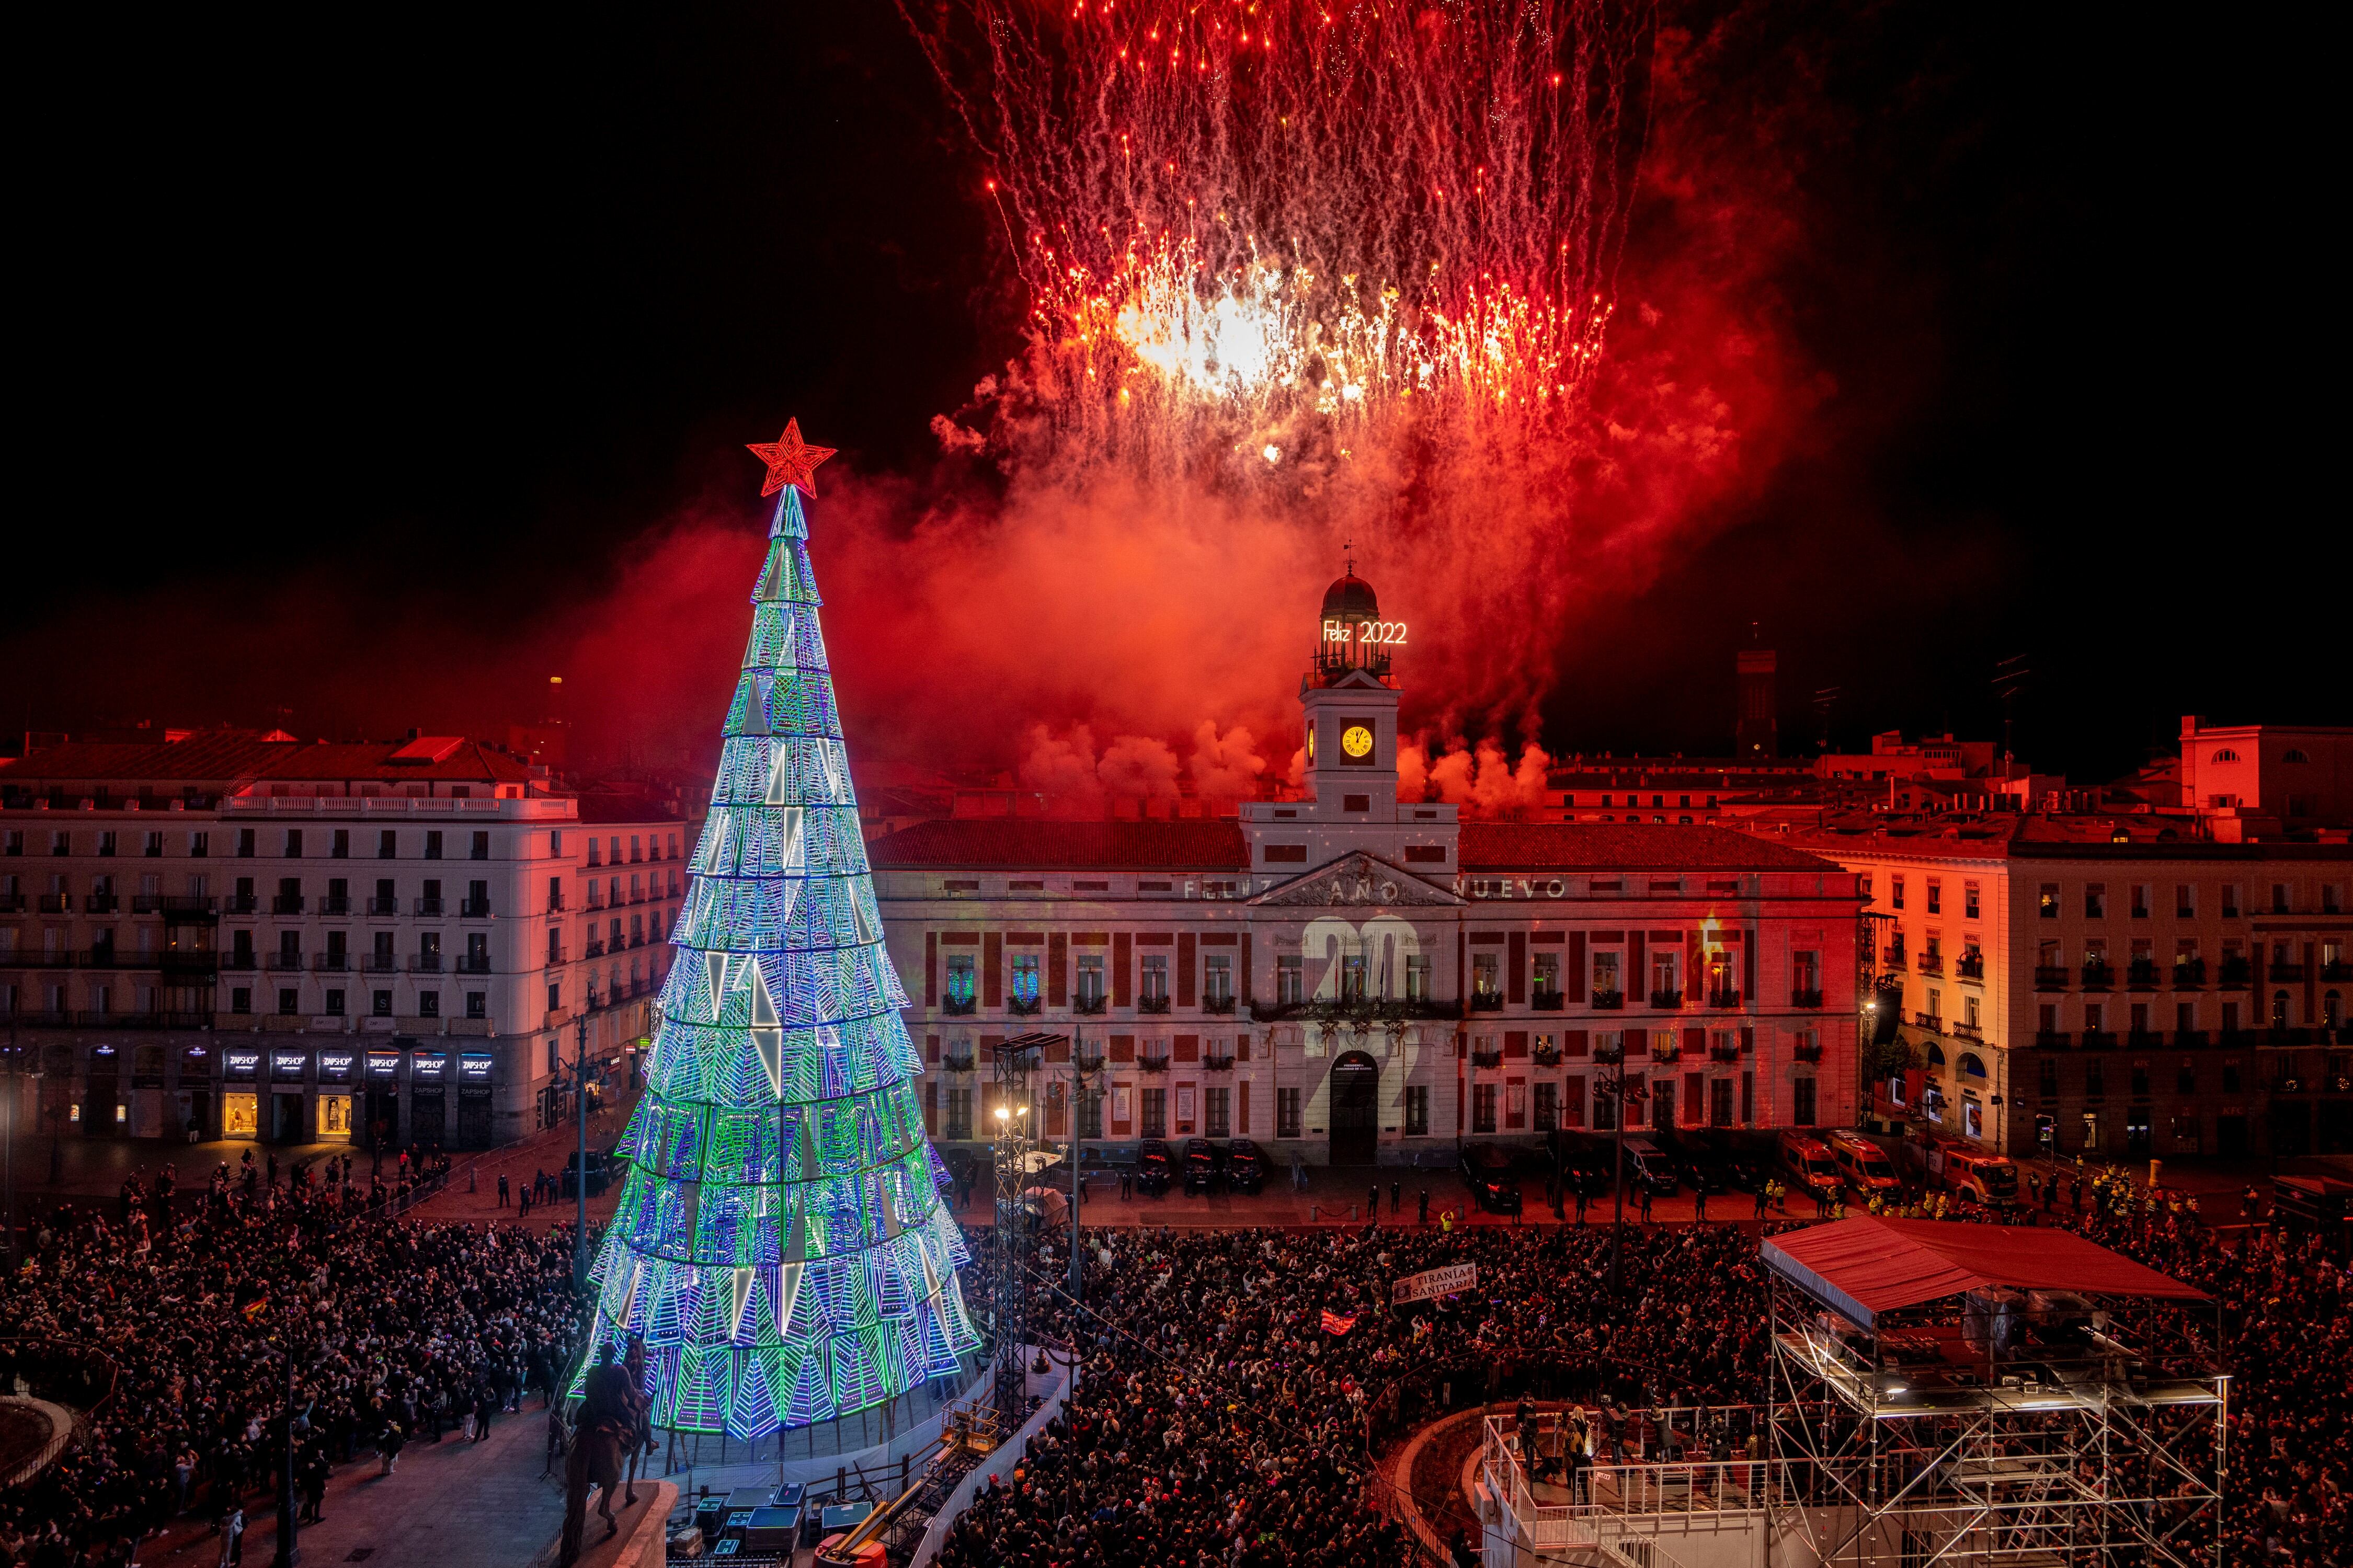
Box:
[1762,1221,2225,1568]
[988,1032,1049,1426]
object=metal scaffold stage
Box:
[1475,1217,2224,1568]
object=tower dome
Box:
[1321,573,1379,621]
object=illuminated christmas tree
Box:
[579,422,979,1437]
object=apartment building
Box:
[1793,816,2353,1160]
[0,730,681,1148]
[869,570,1866,1163]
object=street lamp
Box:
[574,983,598,1291]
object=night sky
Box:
[12,3,2337,783]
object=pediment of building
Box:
[1250,850,1462,909]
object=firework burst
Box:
[906,0,1654,477]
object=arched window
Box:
[2211,749,2240,763]
[1926,1043,1948,1069]
[1959,1051,1988,1079]
[2283,748,2312,764]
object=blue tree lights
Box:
[578,474,978,1437]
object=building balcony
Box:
[628,932,645,948]
[455,955,494,975]
[1955,955,1985,981]
[1707,988,1743,1010]
[2080,962,2114,990]
[584,895,606,910]
[1791,1040,1824,1064]
[363,954,398,973]
[461,899,493,919]
[1137,995,1172,1015]
[223,894,259,914]
[73,1011,168,1030]
[1952,1019,1984,1042]
[2124,961,2159,989]
[1530,988,1565,1011]
[1136,1054,1172,1074]
[160,948,218,972]
[2173,959,2206,988]
[1007,996,1043,1017]
[941,996,976,1016]
[2034,965,2070,989]
[1203,1054,1235,1072]
[1914,1011,1944,1033]
[543,947,567,968]
[2219,1028,2259,1049]
[1464,991,1503,1013]
[270,895,304,915]
[1880,947,1906,968]
[585,940,608,959]
[1072,994,1107,1015]
[2268,962,2307,983]
[1648,989,1684,1010]
[2323,962,2353,982]
[1914,953,1943,976]
[1709,1043,1743,1064]
[2080,1029,2118,1049]
[414,898,444,917]
[1470,1047,1505,1069]
[312,954,349,972]
[1196,993,1235,1015]
[365,897,401,915]
[410,954,444,974]
[1590,990,1625,1010]
[0,894,23,913]
[85,894,121,914]
[940,1051,976,1073]
[2175,1029,2209,1048]
[1532,1045,1563,1067]
[317,896,351,915]
[221,954,259,971]
[2034,1029,2070,1048]
[267,953,305,972]
[36,895,73,914]
[2218,958,2253,988]
[2267,1026,2313,1046]
[1790,988,1823,1009]
[2127,1029,2166,1049]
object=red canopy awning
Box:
[1761,1216,2205,1327]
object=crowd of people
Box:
[2,1137,2341,1568]
[936,1221,1776,1568]
[0,1155,588,1568]
[939,1170,2343,1568]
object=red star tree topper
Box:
[746,418,837,497]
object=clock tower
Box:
[1238,564,1459,883]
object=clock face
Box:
[1341,724,1375,759]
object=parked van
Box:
[1777,1132,1842,1202]
[1827,1130,1901,1200]
[1620,1136,1680,1196]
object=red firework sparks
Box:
[904,0,1654,474]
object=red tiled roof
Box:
[1,730,535,787]
[1459,822,1838,872]
[867,818,1249,871]
[0,730,296,782]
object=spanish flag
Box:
[242,1298,269,1322]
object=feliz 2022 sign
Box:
[1322,617,1408,647]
